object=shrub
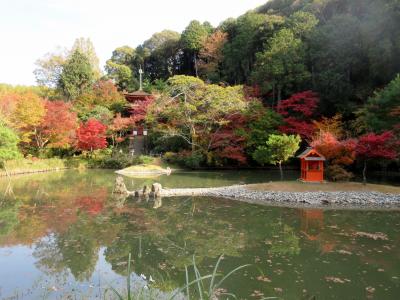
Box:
[182,152,205,169]
[163,152,179,164]
[326,164,354,182]
[0,123,22,161]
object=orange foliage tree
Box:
[311,117,357,181]
[34,100,78,150]
[75,79,126,110]
[9,92,46,144]
[108,113,132,147]
[198,30,228,81]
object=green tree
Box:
[148,75,247,154]
[252,29,310,104]
[222,13,285,84]
[143,30,181,52]
[58,50,95,100]
[0,122,21,161]
[181,20,210,77]
[309,15,364,113]
[241,100,283,155]
[285,11,319,38]
[34,47,68,88]
[71,37,102,79]
[357,74,400,132]
[253,134,301,179]
[142,30,182,80]
[105,46,137,91]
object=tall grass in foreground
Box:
[105,254,250,300]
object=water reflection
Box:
[0,170,399,299]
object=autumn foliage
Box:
[76,119,108,152]
[129,96,154,125]
[278,91,319,139]
[312,132,357,166]
[36,101,78,149]
[356,131,397,161]
[209,114,247,164]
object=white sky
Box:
[0,0,267,86]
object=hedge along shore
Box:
[151,184,400,209]
[0,167,67,177]
[0,158,70,177]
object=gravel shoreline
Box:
[161,185,400,209]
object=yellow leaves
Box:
[313,114,344,139]
[8,92,46,143]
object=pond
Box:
[0,170,399,299]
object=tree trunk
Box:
[272,84,276,108]
[362,160,367,185]
[277,88,282,113]
[311,65,316,89]
[191,126,196,153]
[194,54,198,78]
[278,161,283,181]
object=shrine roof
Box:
[297,147,326,160]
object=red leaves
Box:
[278,91,319,117]
[356,131,397,160]
[209,114,247,164]
[75,196,104,216]
[40,100,78,148]
[109,113,132,145]
[279,118,315,140]
[278,91,319,139]
[129,96,153,125]
[76,119,107,151]
[311,132,357,166]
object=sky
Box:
[0,0,267,86]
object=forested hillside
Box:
[106,0,400,116]
[1,0,399,179]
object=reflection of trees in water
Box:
[0,201,20,238]
[33,235,69,279]
[269,224,300,256]
[3,170,399,298]
[102,197,249,292]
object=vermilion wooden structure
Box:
[124,91,154,155]
[297,147,326,182]
[124,91,154,135]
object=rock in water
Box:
[152,183,162,194]
[114,176,128,194]
[142,185,150,197]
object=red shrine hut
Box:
[297,147,325,182]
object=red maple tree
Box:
[278,90,319,139]
[35,100,78,149]
[209,114,247,165]
[109,113,131,146]
[356,131,397,183]
[312,132,357,166]
[76,118,108,152]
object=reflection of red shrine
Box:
[124,90,154,155]
[299,209,335,253]
[297,147,325,182]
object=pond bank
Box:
[154,182,400,209]
[0,167,67,177]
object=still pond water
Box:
[0,170,399,299]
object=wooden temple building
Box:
[297,147,326,182]
[123,68,154,155]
